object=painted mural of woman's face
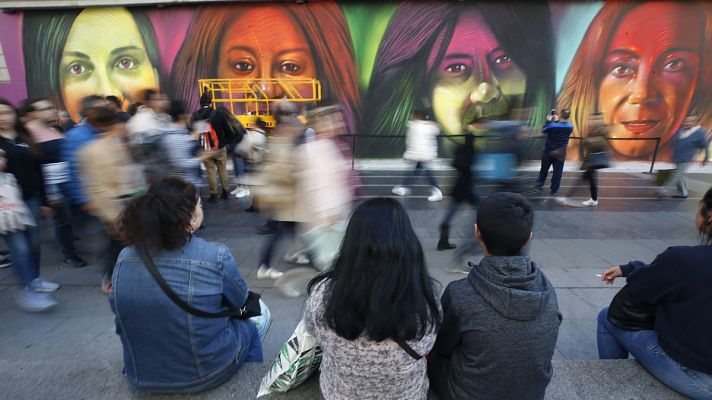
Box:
[429,10,526,136]
[217,6,316,107]
[598,2,702,158]
[60,7,159,121]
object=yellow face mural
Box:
[59,7,159,120]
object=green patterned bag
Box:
[257,319,322,397]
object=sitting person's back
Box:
[109,178,264,393]
[429,193,561,400]
[303,198,441,399]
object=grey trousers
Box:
[659,162,690,197]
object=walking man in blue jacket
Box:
[657,115,709,199]
[535,108,573,196]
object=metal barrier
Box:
[337,134,662,173]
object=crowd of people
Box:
[1,92,711,399]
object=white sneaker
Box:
[284,253,310,265]
[583,199,598,206]
[231,187,251,199]
[392,186,411,196]
[256,265,284,280]
[29,277,60,293]
[428,187,443,202]
[15,289,57,312]
[554,196,569,205]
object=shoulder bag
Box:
[607,284,655,331]
[135,243,261,319]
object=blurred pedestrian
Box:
[0,98,59,311]
[392,110,444,202]
[77,105,146,293]
[21,98,87,267]
[556,113,611,207]
[657,114,709,199]
[438,131,478,251]
[251,102,305,280]
[105,95,131,122]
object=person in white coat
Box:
[392,111,443,201]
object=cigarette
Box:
[595,274,603,278]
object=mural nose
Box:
[469,82,499,105]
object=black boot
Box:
[437,224,457,251]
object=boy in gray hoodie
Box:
[429,192,561,400]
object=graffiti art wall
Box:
[1,1,711,161]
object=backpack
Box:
[216,107,246,145]
[192,109,220,150]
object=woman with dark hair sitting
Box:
[597,186,712,398]
[109,177,267,393]
[304,197,442,399]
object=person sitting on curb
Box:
[597,186,712,399]
[429,192,561,400]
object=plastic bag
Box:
[300,221,347,272]
[257,319,322,397]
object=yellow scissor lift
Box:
[197,78,322,128]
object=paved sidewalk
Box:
[0,166,709,399]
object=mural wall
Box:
[1,1,711,161]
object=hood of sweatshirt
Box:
[468,255,554,321]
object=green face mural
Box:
[6,1,711,161]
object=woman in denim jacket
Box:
[109,177,267,393]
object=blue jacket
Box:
[672,126,709,164]
[541,120,573,150]
[109,237,262,393]
[60,122,97,206]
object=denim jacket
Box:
[109,236,262,393]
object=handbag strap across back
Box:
[395,339,423,360]
[135,243,243,319]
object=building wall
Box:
[1,1,710,161]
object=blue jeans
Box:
[536,151,565,193]
[24,197,42,268]
[1,229,38,287]
[403,161,439,189]
[597,308,712,399]
[249,300,271,341]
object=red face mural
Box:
[598,2,702,158]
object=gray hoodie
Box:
[429,256,561,400]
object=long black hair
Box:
[307,197,441,342]
[22,7,162,111]
[701,187,712,245]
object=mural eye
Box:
[444,64,468,74]
[115,58,136,70]
[233,61,254,72]
[611,64,634,78]
[493,55,511,65]
[68,63,88,76]
[663,59,686,72]
[280,62,301,74]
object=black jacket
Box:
[621,245,712,375]
[0,136,47,204]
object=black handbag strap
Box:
[395,339,422,360]
[135,244,246,319]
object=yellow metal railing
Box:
[197,78,321,120]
